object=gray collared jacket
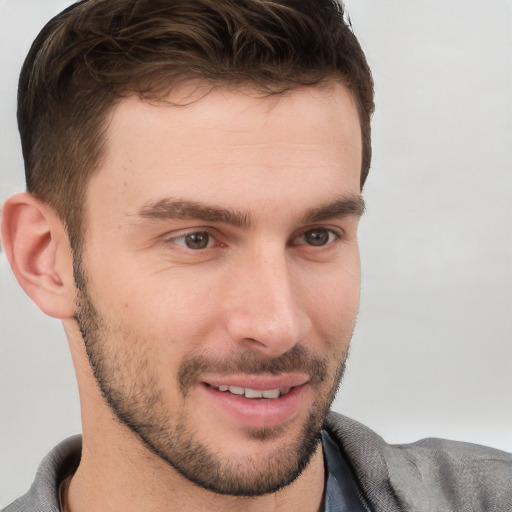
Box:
[4,412,512,511]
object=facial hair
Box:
[73,260,350,496]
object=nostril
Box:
[239,337,267,350]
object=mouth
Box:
[198,376,309,429]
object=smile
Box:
[198,377,310,429]
[213,385,292,399]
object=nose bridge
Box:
[225,243,311,355]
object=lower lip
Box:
[199,383,307,429]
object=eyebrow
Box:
[135,199,252,228]
[134,195,365,228]
[301,195,365,223]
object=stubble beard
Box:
[73,261,350,496]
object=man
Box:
[1,0,511,511]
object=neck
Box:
[65,425,325,512]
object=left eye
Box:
[295,228,338,247]
[173,231,213,250]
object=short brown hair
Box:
[18,0,374,247]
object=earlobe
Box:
[1,193,76,319]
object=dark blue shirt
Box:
[322,430,372,511]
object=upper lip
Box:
[201,374,309,391]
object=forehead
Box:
[87,82,362,220]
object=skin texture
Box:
[2,82,363,511]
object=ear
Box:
[1,192,76,319]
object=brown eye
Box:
[184,232,211,249]
[302,228,332,246]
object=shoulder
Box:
[325,412,512,512]
[3,436,81,512]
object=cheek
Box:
[84,248,225,349]
[115,277,222,353]
[305,263,360,325]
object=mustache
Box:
[178,345,330,395]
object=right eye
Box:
[170,231,214,250]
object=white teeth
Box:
[262,389,280,399]
[245,388,263,398]
[216,385,290,399]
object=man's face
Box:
[75,83,363,495]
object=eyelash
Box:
[167,230,219,250]
[166,227,342,251]
[292,228,341,247]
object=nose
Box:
[224,246,312,357]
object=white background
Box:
[1,0,511,506]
